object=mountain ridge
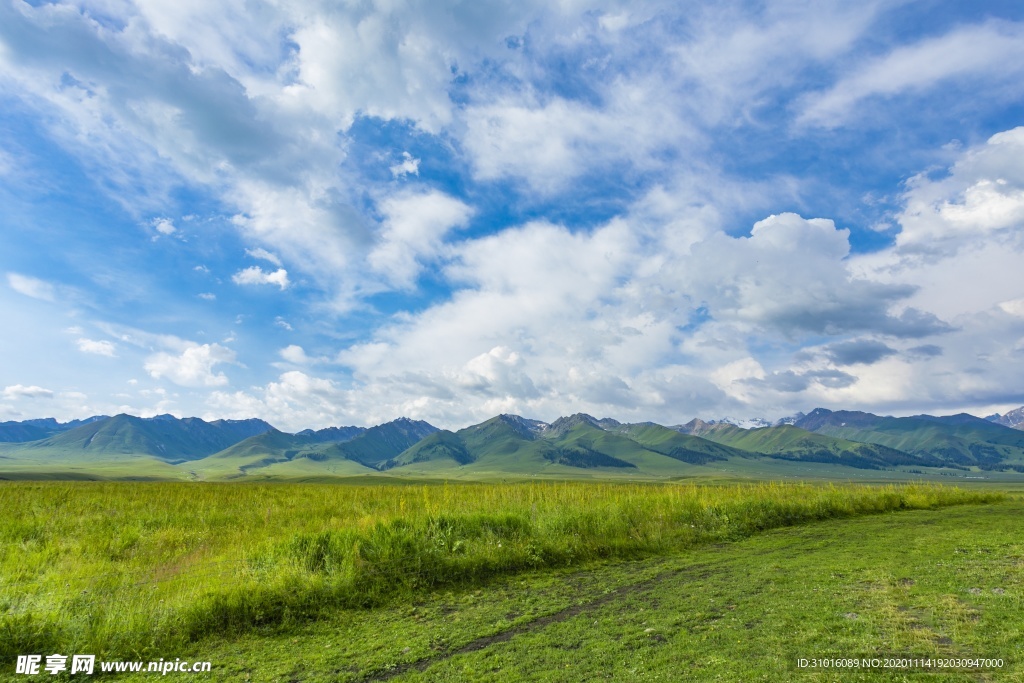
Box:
[2,406,1024,479]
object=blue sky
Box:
[2,0,1024,430]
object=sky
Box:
[2,0,1024,431]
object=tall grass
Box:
[0,481,1000,660]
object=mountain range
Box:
[987,406,1024,430]
[1,406,1023,481]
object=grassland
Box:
[0,480,1002,677]
[152,497,1020,682]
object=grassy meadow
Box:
[0,479,1003,673]
[125,497,1017,682]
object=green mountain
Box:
[387,430,474,467]
[189,417,436,477]
[329,418,439,468]
[0,416,109,443]
[0,422,52,443]
[382,413,753,478]
[2,414,274,464]
[294,425,367,442]
[609,422,742,464]
[795,408,1024,469]
[4,408,1024,482]
[694,423,940,469]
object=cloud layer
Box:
[1,1,1023,430]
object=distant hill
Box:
[695,424,940,470]
[3,407,1024,481]
[377,413,752,477]
[329,418,439,468]
[672,418,731,438]
[609,422,744,465]
[795,408,1024,469]
[0,415,108,442]
[190,417,435,477]
[295,425,367,441]
[2,414,274,464]
[388,430,474,467]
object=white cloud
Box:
[2,384,54,400]
[279,344,312,364]
[7,272,56,302]
[800,21,1024,127]
[206,370,353,431]
[710,358,766,403]
[244,247,282,266]
[195,124,1024,427]
[679,213,948,338]
[368,190,473,288]
[462,83,696,191]
[851,130,1024,322]
[3,2,1024,426]
[232,266,290,290]
[144,343,236,387]
[227,182,363,298]
[0,0,569,311]
[389,152,420,178]
[999,299,1024,318]
[0,0,894,315]
[198,292,216,300]
[893,127,1024,253]
[152,217,176,235]
[76,338,118,357]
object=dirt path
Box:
[358,563,713,681]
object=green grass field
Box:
[151,498,1022,682]
[0,481,1016,681]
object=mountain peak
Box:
[987,406,1024,430]
[671,418,739,437]
[546,413,603,437]
[773,412,805,426]
[497,414,548,434]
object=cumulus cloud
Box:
[456,346,539,398]
[279,345,312,364]
[895,127,1024,254]
[850,132,1024,337]
[3,384,54,400]
[389,152,420,178]
[0,0,555,308]
[232,266,290,290]
[144,343,236,387]
[206,137,1023,427]
[681,214,950,338]
[463,84,697,192]
[76,338,118,357]
[206,371,353,431]
[7,273,56,302]
[1000,298,1024,317]
[3,1,1023,425]
[368,190,473,288]
[152,217,176,235]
